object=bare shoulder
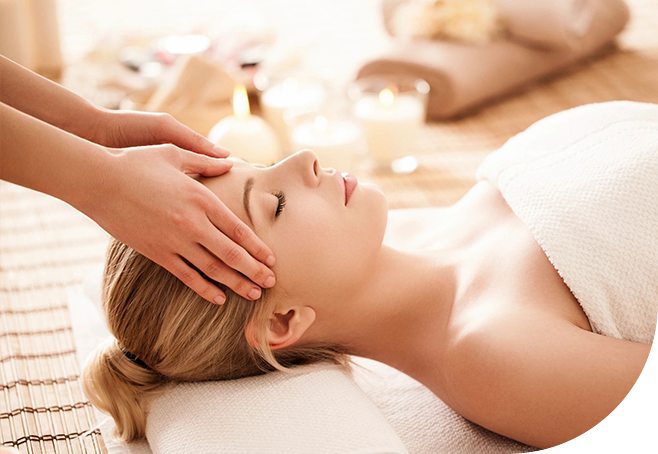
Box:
[441,311,652,449]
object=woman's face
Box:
[201,150,388,308]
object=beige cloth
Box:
[495,0,603,50]
[367,0,629,119]
[129,54,236,135]
[383,0,614,51]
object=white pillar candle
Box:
[260,78,328,149]
[208,84,281,165]
[353,87,424,167]
[290,115,363,171]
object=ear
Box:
[246,305,316,350]
[268,306,316,350]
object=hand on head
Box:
[87,112,277,305]
[0,55,276,305]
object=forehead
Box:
[199,159,249,207]
[210,156,258,185]
[228,156,267,169]
[226,156,250,171]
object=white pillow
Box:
[145,363,407,454]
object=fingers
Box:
[205,199,277,269]
[200,218,276,291]
[191,245,267,301]
[179,149,234,176]
[168,255,227,305]
[158,113,230,158]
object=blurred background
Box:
[3,0,657,208]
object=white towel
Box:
[476,101,658,343]
[145,363,409,454]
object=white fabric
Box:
[145,363,408,454]
[349,357,532,453]
[476,100,658,343]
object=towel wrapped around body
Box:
[476,101,658,343]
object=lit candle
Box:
[353,85,425,168]
[290,115,363,170]
[260,77,328,148]
[208,84,281,164]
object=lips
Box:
[341,172,358,205]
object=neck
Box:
[321,244,463,383]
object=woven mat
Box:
[1,0,657,452]
[0,185,108,453]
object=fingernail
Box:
[214,295,226,305]
[266,255,276,267]
[248,288,261,300]
[263,275,275,288]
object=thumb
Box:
[180,150,234,176]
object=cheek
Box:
[277,192,387,294]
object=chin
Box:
[362,181,388,209]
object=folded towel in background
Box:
[367,0,629,119]
[476,101,658,343]
[495,0,601,50]
[122,54,235,135]
[383,0,625,50]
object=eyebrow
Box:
[243,177,255,227]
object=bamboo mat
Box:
[0,185,109,453]
[1,0,657,452]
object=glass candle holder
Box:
[285,106,365,172]
[348,76,430,174]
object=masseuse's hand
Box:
[91,145,276,305]
[0,56,275,304]
[86,108,276,304]
[89,108,224,157]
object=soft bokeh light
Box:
[378,87,395,106]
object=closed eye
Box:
[273,191,286,218]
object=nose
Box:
[290,149,320,187]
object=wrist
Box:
[67,144,120,215]
[47,97,104,142]
[78,105,112,144]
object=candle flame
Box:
[379,86,396,106]
[233,84,250,118]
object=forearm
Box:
[0,101,113,212]
[0,55,102,140]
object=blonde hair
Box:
[82,238,352,441]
